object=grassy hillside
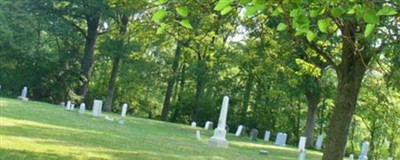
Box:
[0,97,323,160]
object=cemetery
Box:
[0,0,399,160]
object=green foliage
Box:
[152,9,167,21]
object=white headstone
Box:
[387,157,393,160]
[71,104,75,110]
[105,116,114,121]
[358,141,369,160]
[196,130,201,140]
[121,103,128,117]
[298,136,307,151]
[205,121,213,130]
[316,134,323,150]
[264,130,271,141]
[18,86,28,101]
[118,119,125,125]
[349,154,354,160]
[60,102,65,107]
[235,125,244,137]
[66,101,71,110]
[208,96,229,148]
[298,136,307,160]
[274,132,287,146]
[79,103,86,114]
[92,99,103,117]
[191,122,197,127]
[282,133,287,145]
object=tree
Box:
[214,0,399,159]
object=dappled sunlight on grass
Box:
[1,135,183,160]
[0,117,101,134]
[0,98,324,160]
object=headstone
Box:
[259,150,269,155]
[118,119,125,125]
[60,102,65,107]
[196,130,201,140]
[121,103,128,117]
[235,125,244,137]
[349,154,354,160]
[282,133,287,146]
[204,121,213,130]
[264,130,271,141]
[387,157,393,160]
[298,136,307,151]
[105,116,114,121]
[71,104,75,110]
[208,96,229,148]
[191,122,197,127]
[17,86,29,101]
[316,134,323,150]
[250,128,259,141]
[358,141,369,160]
[92,99,103,117]
[79,103,86,114]
[208,122,214,129]
[66,101,71,110]
[274,132,287,146]
[298,137,307,160]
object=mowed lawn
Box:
[0,97,323,160]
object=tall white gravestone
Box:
[208,96,229,148]
[79,103,86,114]
[121,103,128,117]
[358,141,369,160]
[316,134,323,150]
[298,137,307,160]
[92,99,103,117]
[18,86,29,101]
[264,130,271,141]
[235,125,244,137]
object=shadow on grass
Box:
[0,148,74,160]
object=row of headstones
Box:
[61,99,128,124]
[348,141,393,160]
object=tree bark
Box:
[240,72,254,122]
[76,15,100,100]
[104,14,128,112]
[104,56,121,112]
[171,64,186,122]
[304,76,321,148]
[161,41,182,121]
[322,21,369,160]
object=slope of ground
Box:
[0,97,323,160]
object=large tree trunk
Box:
[104,56,121,112]
[240,72,254,122]
[76,15,100,100]
[171,64,186,122]
[160,41,182,121]
[304,76,321,148]
[104,14,128,112]
[322,21,369,160]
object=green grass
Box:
[0,97,323,160]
